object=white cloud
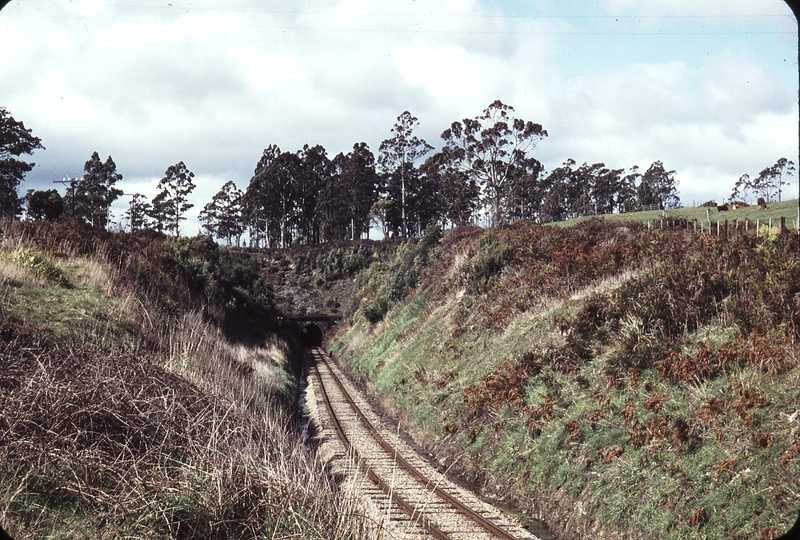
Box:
[0,0,796,229]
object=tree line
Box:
[199,101,683,247]
[3,102,793,246]
[729,157,796,205]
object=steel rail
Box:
[311,349,450,539]
[312,347,520,540]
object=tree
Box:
[421,149,479,228]
[68,152,123,228]
[331,143,379,241]
[753,157,796,202]
[504,158,545,221]
[619,166,641,213]
[440,100,548,227]
[200,180,244,246]
[243,145,279,247]
[540,159,583,222]
[641,161,680,209]
[317,176,350,242]
[25,189,63,221]
[148,191,169,233]
[588,163,624,215]
[242,146,301,248]
[153,161,196,236]
[378,111,433,237]
[296,144,333,244]
[124,193,152,233]
[729,173,751,203]
[0,107,44,219]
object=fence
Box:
[648,214,799,238]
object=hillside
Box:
[327,217,800,539]
[0,221,365,539]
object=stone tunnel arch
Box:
[300,324,323,348]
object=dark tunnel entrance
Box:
[300,324,323,348]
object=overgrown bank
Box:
[329,219,800,539]
[0,220,365,539]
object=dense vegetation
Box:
[329,214,800,539]
[0,220,366,539]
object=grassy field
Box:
[556,198,800,231]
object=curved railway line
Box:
[307,347,537,539]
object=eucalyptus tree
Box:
[754,157,796,202]
[641,161,680,209]
[378,111,433,237]
[68,152,123,228]
[243,146,302,248]
[200,180,244,246]
[421,151,479,228]
[124,193,152,233]
[503,158,545,222]
[331,143,379,241]
[296,144,333,244]
[729,173,751,204]
[440,100,547,227]
[243,145,279,247]
[0,107,43,219]
[619,166,642,212]
[539,159,583,222]
[587,163,624,216]
[152,161,196,236]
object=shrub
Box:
[364,293,388,324]
[4,247,69,287]
[471,234,512,294]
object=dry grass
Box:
[0,220,369,539]
[0,336,364,539]
[0,258,47,288]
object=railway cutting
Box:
[305,347,538,539]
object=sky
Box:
[0,0,798,235]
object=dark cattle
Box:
[758,197,767,209]
[717,204,728,212]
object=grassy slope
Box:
[329,217,800,539]
[0,221,364,539]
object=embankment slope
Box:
[329,219,800,539]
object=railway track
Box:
[307,347,537,539]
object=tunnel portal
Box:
[300,324,323,348]
[285,314,340,349]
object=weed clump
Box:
[3,247,70,287]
